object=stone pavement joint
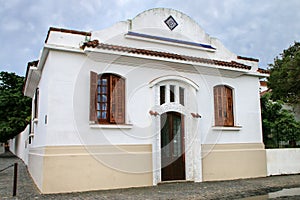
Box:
[1,151,300,200]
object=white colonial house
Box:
[22,8,269,193]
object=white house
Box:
[23,8,268,193]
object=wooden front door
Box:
[161,112,185,181]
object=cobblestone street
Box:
[1,151,300,200]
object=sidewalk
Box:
[1,151,300,199]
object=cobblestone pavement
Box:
[1,151,300,200]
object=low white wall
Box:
[9,125,30,165]
[267,148,300,176]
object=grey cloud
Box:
[0,0,299,75]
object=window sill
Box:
[89,124,133,129]
[212,126,242,131]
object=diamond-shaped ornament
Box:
[164,16,178,31]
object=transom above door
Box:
[160,84,185,106]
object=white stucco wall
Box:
[9,125,30,165]
[267,149,300,176]
[30,49,263,148]
[30,57,50,147]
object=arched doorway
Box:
[160,112,185,181]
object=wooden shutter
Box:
[214,86,222,126]
[109,75,125,124]
[90,71,98,123]
[214,85,234,126]
[225,87,234,126]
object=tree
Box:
[268,42,300,104]
[0,71,31,143]
[261,93,300,148]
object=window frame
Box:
[160,85,166,105]
[90,72,125,125]
[159,83,186,106]
[213,85,234,127]
[34,88,39,119]
[97,74,109,123]
[179,86,185,106]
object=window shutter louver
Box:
[214,86,222,126]
[110,75,125,124]
[90,71,98,123]
[214,85,234,127]
[226,87,234,126]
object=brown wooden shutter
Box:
[109,75,125,124]
[90,71,98,123]
[225,86,234,126]
[214,85,234,126]
[214,86,222,126]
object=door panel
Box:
[161,112,185,181]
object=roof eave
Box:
[23,66,40,97]
[247,71,270,78]
[23,47,50,98]
[84,47,252,77]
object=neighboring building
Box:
[259,78,300,121]
[22,8,268,193]
[259,80,268,95]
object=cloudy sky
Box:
[1,0,299,76]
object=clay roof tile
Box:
[81,40,251,70]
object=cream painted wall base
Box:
[202,143,267,181]
[28,145,153,194]
[28,143,267,193]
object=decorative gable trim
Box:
[125,31,216,51]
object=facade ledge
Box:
[125,31,216,52]
[89,123,133,129]
[212,126,242,131]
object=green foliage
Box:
[261,93,300,148]
[268,42,300,104]
[0,71,31,143]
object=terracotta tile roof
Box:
[45,27,91,43]
[260,81,267,87]
[237,55,259,62]
[257,68,270,74]
[82,40,251,70]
